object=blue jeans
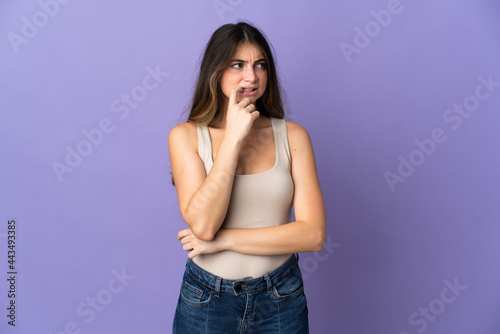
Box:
[172,253,309,333]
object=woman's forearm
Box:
[215,220,324,255]
[185,136,242,241]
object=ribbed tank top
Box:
[193,117,295,279]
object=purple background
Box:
[1,1,500,333]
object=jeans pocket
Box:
[272,265,304,301]
[180,272,214,307]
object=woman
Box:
[169,21,326,333]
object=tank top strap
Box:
[197,118,290,175]
[197,125,214,175]
[271,117,292,168]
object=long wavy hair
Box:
[189,21,285,126]
[170,21,285,186]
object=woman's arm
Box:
[218,122,326,254]
[178,121,327,256]
[169,87,260,241]
[169,122,239,241]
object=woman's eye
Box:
[232,63,242,69]
[256,63,267,70]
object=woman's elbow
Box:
[191,222,216,241]
[181,212,214,241]
[194,229,215,241]
[313,226,327,252]
[314,236,325,252]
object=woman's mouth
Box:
[240,87,258,95]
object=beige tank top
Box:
[192,117,295,279]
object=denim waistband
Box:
[184,253,300,297]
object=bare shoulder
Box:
[168,121,198,151]
[285,121,312,150]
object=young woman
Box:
[169,21,326,333]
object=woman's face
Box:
[220,43,268,105]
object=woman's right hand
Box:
[224,86,260,144]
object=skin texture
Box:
[219,43,267,113]
[169,43,327,258]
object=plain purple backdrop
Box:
[1,1,500,333]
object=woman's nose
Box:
[243,67,256,82]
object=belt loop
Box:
[214,277,222,297]
[296,252,299,262]
[264,274,273,293]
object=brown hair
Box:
[188,21,285,127]
[170,21,285,186]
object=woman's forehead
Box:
[233,43,265,59]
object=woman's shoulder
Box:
[284,120,305,131]
[168,121,199,151]
[169,120,201,135]
[284,120,311,141]
[283,120,313,156]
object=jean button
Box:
[234,284,242,292]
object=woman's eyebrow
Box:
[231,58,266,63]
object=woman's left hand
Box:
[177,228,224,258]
